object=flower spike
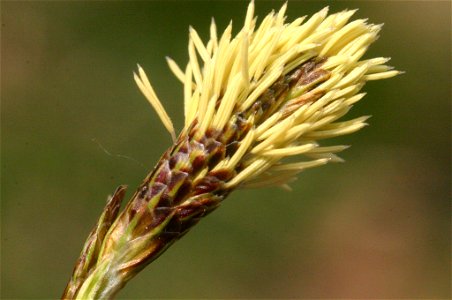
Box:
[63,2,400,298]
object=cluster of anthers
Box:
[135,1,398,191]
[63,1,399,299]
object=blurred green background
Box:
[2,1,450,298]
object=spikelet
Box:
[63,2,399,299]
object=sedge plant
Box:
[62,1,399,298]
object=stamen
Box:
[134,65,176,142]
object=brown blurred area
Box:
[1,1,450,299]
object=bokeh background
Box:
[2,1,450,299]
